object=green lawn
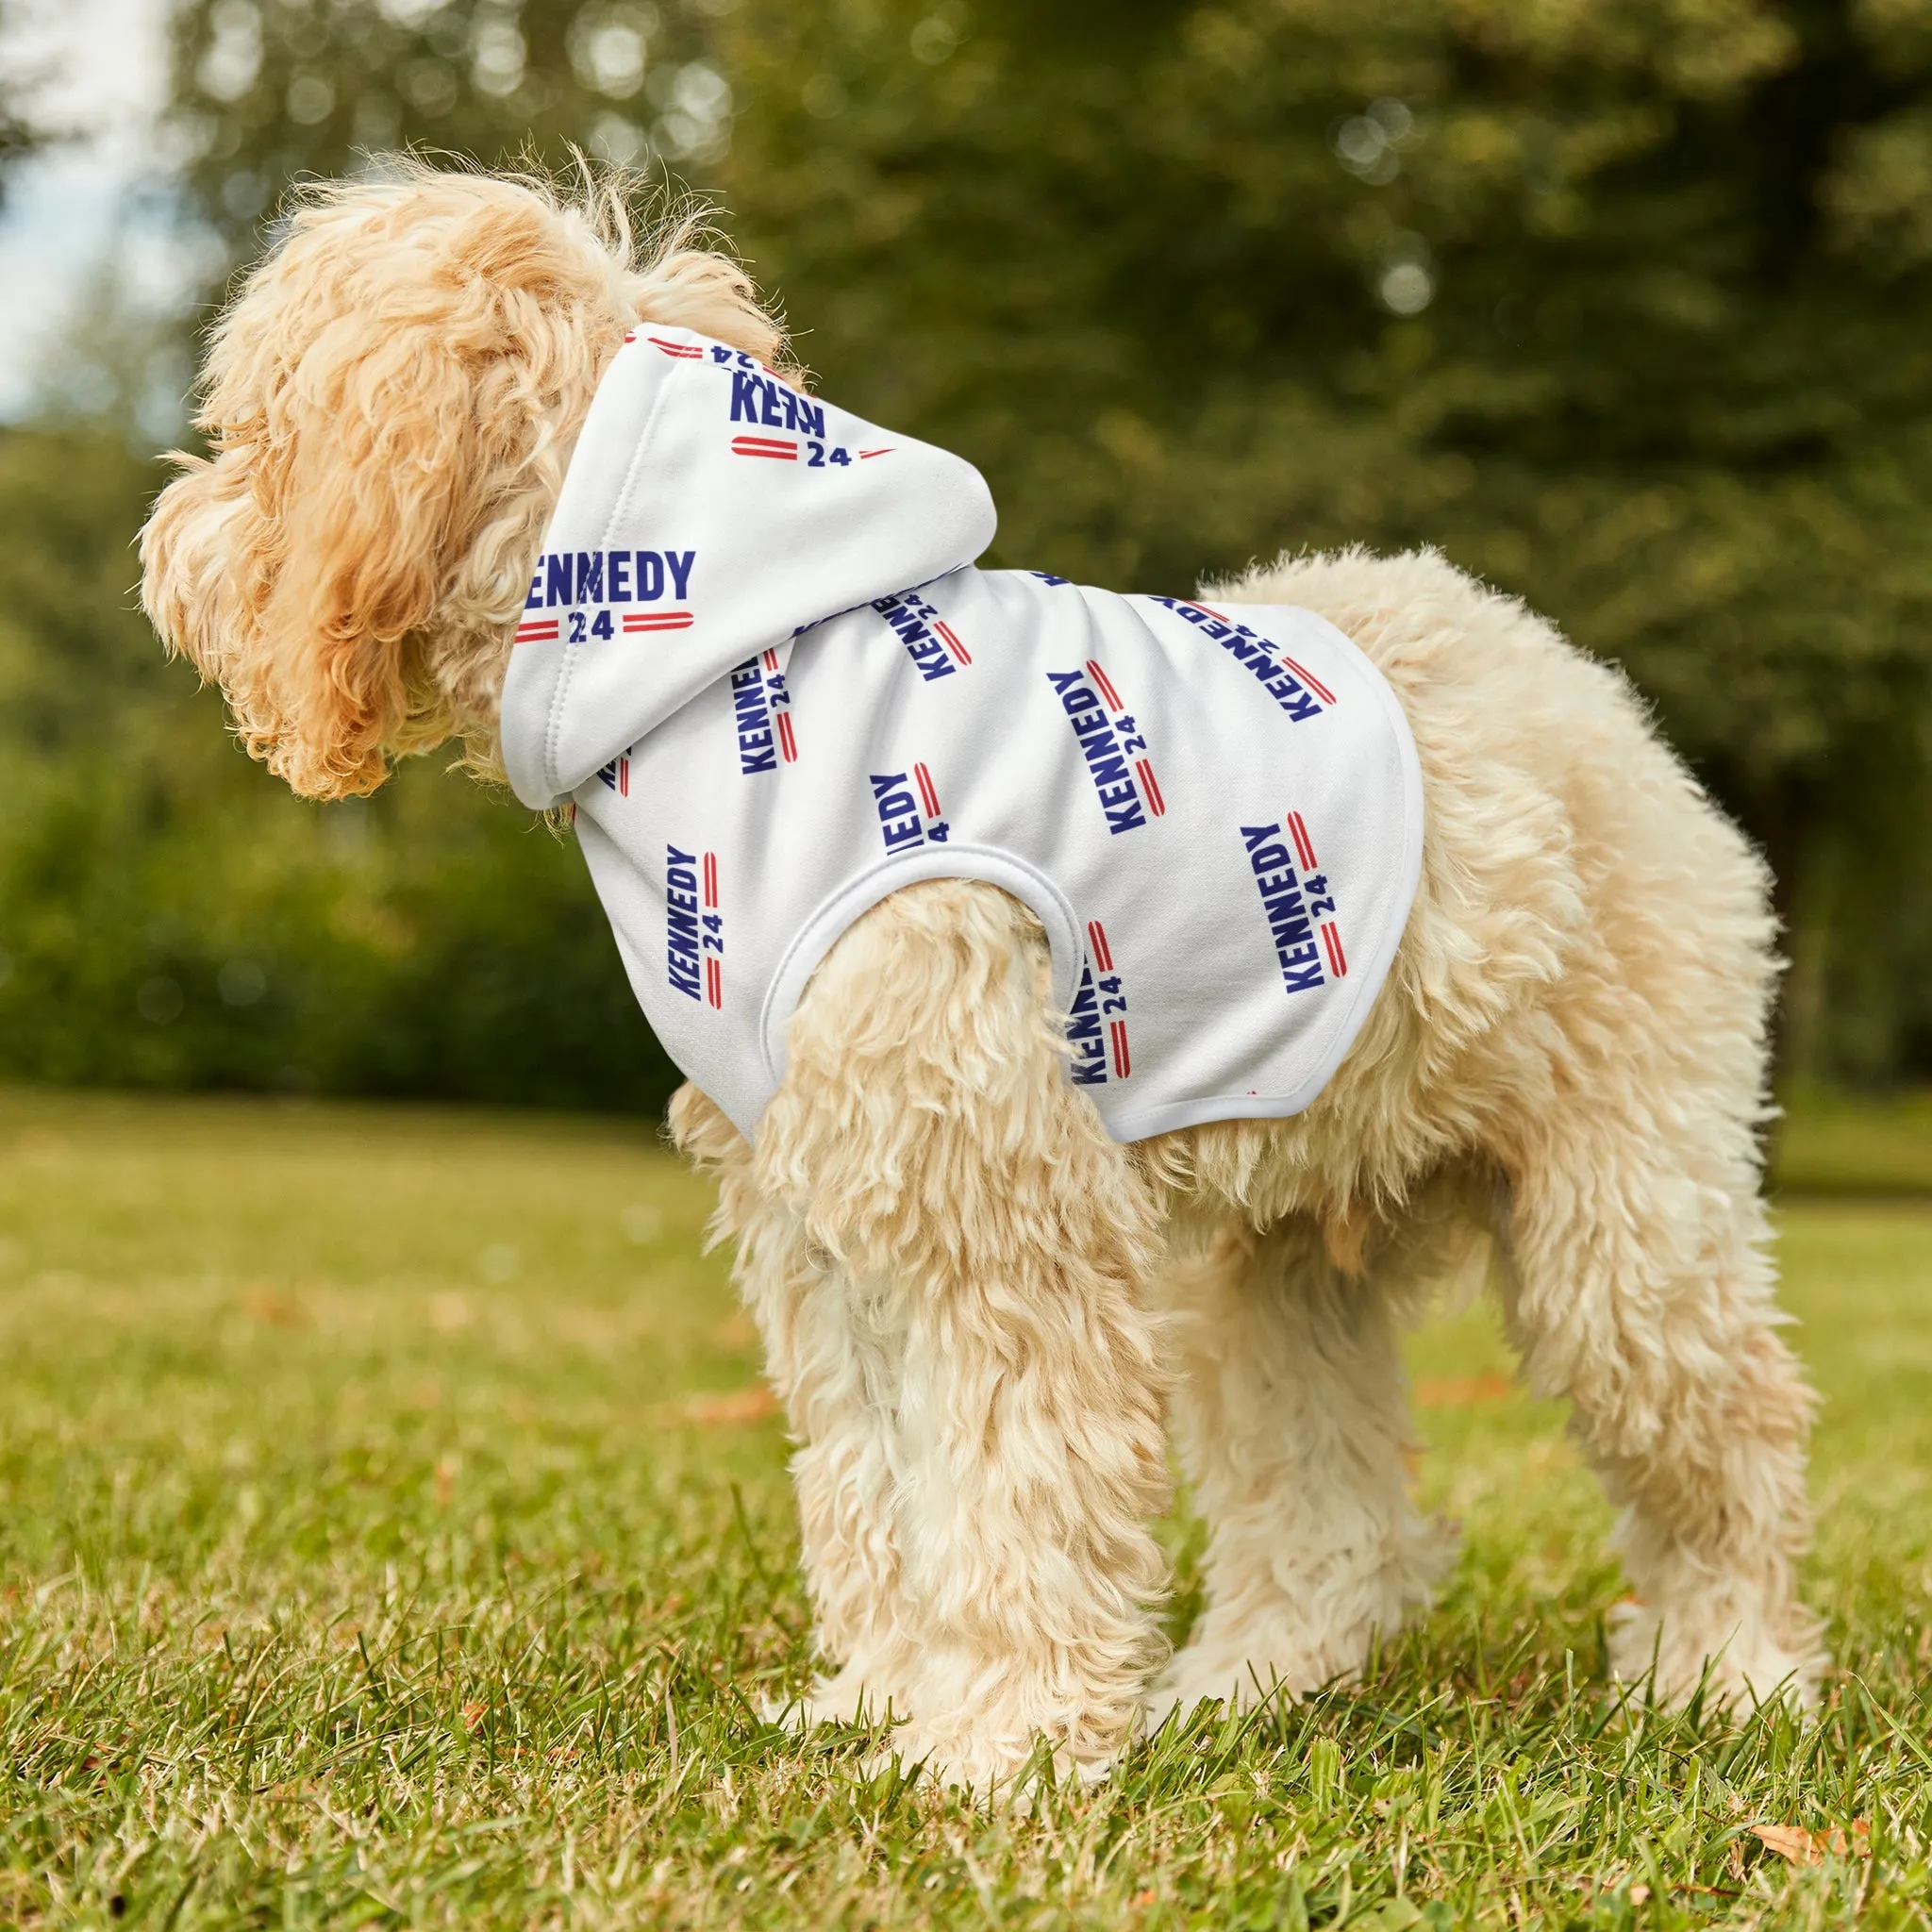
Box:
[4,1087,1932,1928]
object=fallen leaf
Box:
[460,1702,487,1732]
[241,1288,308,1327]
[1753,1821,1870,1865]
[666,1387,779,1426]
[1412,1372,1514,1407]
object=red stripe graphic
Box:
[618,756,629,798]
[1087,919,1113,973]
[1085,659,1124,711]
[705,957,722,1008]
[515,623,559,643]
[1280,654,1337,707]
[1186,601,1230,623]
[1109,1019,1132,1079]
[731,436,797,459]
[1285,810,1317,871]
[935,619,971,666]
[1321,923,1348,978]
[858,447,894,458]
[776,710,797,762]
[1135,759,1166,816]
[762,647,779,673]
[622,611,694,631]
[649,336,704,358]
[914,761,941,820]
[702,852,718,908]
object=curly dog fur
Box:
[141,164,1822,1792]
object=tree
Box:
[173,0,732,256]
[712,0,1932,1077]
[86,0,1932,1087]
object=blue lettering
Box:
[1156,598,1326,720]
[575,552,604,603]
[545,554,572,608]
[667,551,695,600]
[609,551,632,602]
[636,551,665,600]
[665,843,705,1000]
[1281,955,1324,992]
[1066,970,1108,1083]
[730,368,761,423]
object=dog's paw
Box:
[1143,1649,1326,1733]
[762,1661,904,1732]
[1607,1600,1823,1713]
[864,1724,1116,1804]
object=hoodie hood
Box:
[499,326,997,808]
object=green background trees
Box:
[3,0,1928,1106]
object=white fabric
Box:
[499,326,1424,1142]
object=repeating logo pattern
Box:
[729,649,797,774]
[710,344,893,469]
[666,843,724,1008]
[1153,597,1336,724]
[873,589,972,681]
[1066,918,1132,1086]
[1046,660,1165,835]
[1241,811,1345,995]
[870,764,950,852]
[521,548,696,641]
[551,342,1384,1103]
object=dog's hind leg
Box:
[755,879,1174,1792]
[1147,1219,1454,1725]
[1499,1104,1821,1709]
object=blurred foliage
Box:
[0,0,43,201]
[3,0,1930,1105]
[0,427,679,1108]
[714,0,1932,1079]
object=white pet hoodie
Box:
[500,326,1424,1142]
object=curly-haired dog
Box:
[142,166,1821,1792]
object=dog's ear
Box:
[142,170,790,800]
[142,177,623,799]
[142,378,461,802]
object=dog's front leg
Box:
[755,880,1174,1794]
[671,1082,915,1725]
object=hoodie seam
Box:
[542,341,686,800]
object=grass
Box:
[3,1086,1932,1928]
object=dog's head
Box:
[141,164,785,799]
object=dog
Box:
[141,164,1822,1792]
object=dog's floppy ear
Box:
[142,346,462,800]
[142,169,789,800]
[142,175,627,799]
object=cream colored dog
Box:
[141,165,1822,1791]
